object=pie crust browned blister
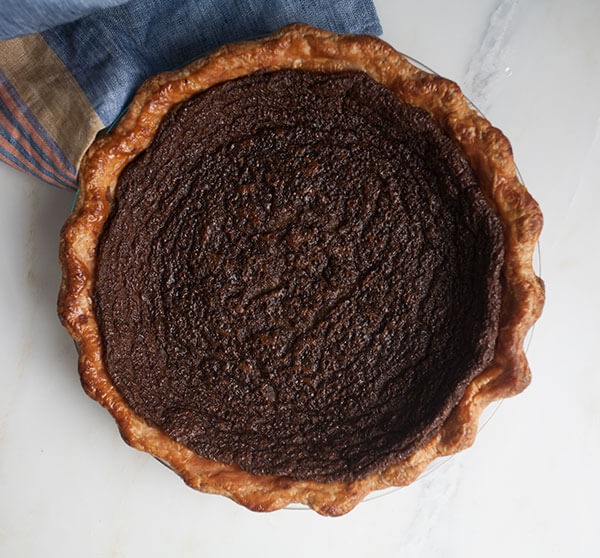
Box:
[58,24,544,515]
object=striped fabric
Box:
[0,0,381,190]
[0,34,103,190]
[0,69,78,190]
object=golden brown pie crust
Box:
[58,23,544,516]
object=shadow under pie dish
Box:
[58,23,544,516]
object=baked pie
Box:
[58,24,544,515]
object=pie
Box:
[58,24,544,515]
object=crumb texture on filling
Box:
[95,70,504,482]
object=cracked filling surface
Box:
[95,70,504,482]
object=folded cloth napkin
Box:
[0,0,381,190]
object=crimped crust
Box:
[58,23,544,516]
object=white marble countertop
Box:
[1,0,598,556]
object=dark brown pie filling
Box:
[94,70,504,482]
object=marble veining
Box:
[463,0,519,111]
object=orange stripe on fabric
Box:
[0,134,66,189]
[0,81,76,181]
[0,104,74,184]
